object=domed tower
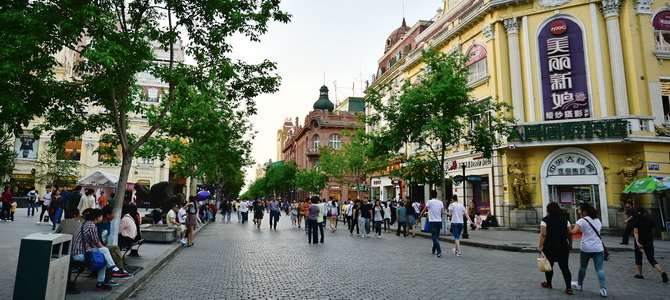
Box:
[385,18,410,53]
[313,85,334,113]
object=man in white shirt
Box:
[78,188,96,212]
[238,199,249,223]
[420,190,446,257]
[447,195,473,257]
[38,187,52,225]
[178,204,187,224]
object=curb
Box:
[102,222,210,300]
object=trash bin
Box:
[13,233,72,300]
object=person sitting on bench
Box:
[119,205,141,249]
[97,205,133,284]
[71,208,129,292]
[55,208,80,234]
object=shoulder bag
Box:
[583,218,610,261]
[537,251,552,272]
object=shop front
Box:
[540,147,609,227]
[370,176,399,201]
[447,155,495,216]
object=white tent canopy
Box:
[78,170,119,187]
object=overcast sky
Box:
[230,0,443,190]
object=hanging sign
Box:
[539,18,590,121]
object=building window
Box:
[138,157,154,165]
[661,81,670,122]
[465,44,488,85]
[313,135,320,148]
[147,88,159,102]
[329,134,341,149]
[64,140,82,161]
[654,11,670,53]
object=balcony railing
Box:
[306,147,320,156]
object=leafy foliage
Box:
[365,48,514,193]
[33,150,80,187]
[293,168,328,196]
[0,129,16,184]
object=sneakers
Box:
[662,272,668,283]
[105,280,119,286]
[600,288,607,297]
[112,269,130,278]
[436,253,442,258]
[457,252,462,257]
[95,283,112,291]
[452,249,457,255]
[179,238,187,244]
[36,221,41,225]
[377,235,381,239]
[570,281,582,292]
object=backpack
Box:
[28,191,37,203]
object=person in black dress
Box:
[538,201,573,294]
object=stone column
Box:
[601,0,630,116]
[504,18,525,122]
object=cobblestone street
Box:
[129,217,668,299]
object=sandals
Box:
[541,282,553,289]
[634,274,644,279]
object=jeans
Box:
[578,251,606,289]
[241,212,248,223]
[374,220,382,236]
[429,222,442,255]
[307,219,319,243]
[451,223,464,240]
[237,211,241,222]
[269,211,280,228]
[51,208,62,230]
[360,217,371,235]
[383,219,390,231]
[397,221,407,236]
[226,210,232,221]
[72,247,116,283]
[27,202,37,216]
[350,218,359,234]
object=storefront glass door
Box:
[550,185,600,224]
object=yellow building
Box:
[368,0,670,228]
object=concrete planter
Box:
[140,224,177,243]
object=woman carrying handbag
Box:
[538,202,573,294]
[569,203,608,298]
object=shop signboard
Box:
[539,18,590,121]
[509,119,628,142]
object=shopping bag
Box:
[537,252,552,272]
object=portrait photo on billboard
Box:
[14,137,39,159]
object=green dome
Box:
[313,85,334,112]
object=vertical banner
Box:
[539,18,590,121]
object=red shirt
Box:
[1,190,12,204]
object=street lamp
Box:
[462,163,469,239]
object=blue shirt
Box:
[96,221,111,245]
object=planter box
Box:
[140,224,177,243]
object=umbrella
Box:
[196,191,211,201]
[622,177,670,194]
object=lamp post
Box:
[462,163,469,239]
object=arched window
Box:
[313,135,320,148]
[465,44,488,85]
[329,134,341,149]
[147,88,159,102]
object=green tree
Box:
[365,48,514,196]
[264,162,298,199]
[3,0,290,245]
[318,129,387,199]
[293,168,328,196]
[0,128,16,184]
[33,150,80,187]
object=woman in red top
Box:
[1,186,12,221]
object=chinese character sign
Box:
[539,19,590,121]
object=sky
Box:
[231,0,444,191]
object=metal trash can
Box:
[13,233,72,300]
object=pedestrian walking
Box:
[301,198,310,231]
[26,187,38,217]
[78,188,96,213]
[420,190,446,257]
[316,199,326,242]
[447,195,473,257]
[297,200,305,229]
[290,200,299,228]
[327,199,338,233]
[358,197,372,238]
[307,197,320,244]
[50,189,64,230]
[253,199,265,229]
[632,207,668,283]
[38,186,52,224]
[2,186,12,221]
[538,202,573,294]
[349,200,360,236]
[382,201,391,233]
[268,197,281,230]
[235,199,241,223]
[406,200,417,237]
[620,201,636,245]
[372,200,384,238]
[569,203,607,297]
[396,201,407,237]
[239,199,249,224]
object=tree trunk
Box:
[108,150,134,246]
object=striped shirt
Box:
[71,221,101,256]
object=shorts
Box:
[169,224,186,233]
[408,215,416,226]
[451,223,464,240]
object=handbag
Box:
[537,252,552,272]
[84,251,105,270]
[583,218,610,261]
